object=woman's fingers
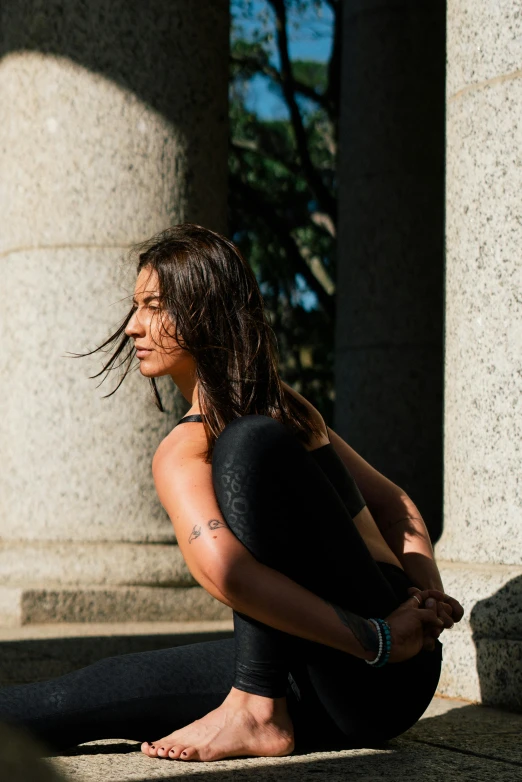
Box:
[422,635,437,652]
[425,591,464,623]
[417,607,444,627]
[425,598,454,628]
[445,596,464,623]
[407,587,437,605]
[439,602,454,628]
[404,593,443,626]
[407,587,464,624]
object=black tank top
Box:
[175,414,367,518]
[177,414,207,424]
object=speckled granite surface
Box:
[39,696,522,781]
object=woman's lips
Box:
[136,348,152,358]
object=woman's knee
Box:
[217,413,284,438]
[213,414,290,462]
[211,415,294,546]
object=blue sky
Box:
[232,0,335,120]
[231,1,335,311]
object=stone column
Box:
[335,1,446,540]
[435,1,522,710]
[0,0,230,624]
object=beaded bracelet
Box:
[376,619,392,667]
[365,618,382,664]
[364,618,392,667]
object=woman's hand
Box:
[407,587,464,639]
[383,595,445,662]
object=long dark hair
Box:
[73,223,324,463]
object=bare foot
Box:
[141,686,295,762]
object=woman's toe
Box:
[156,746,170,758]
[179,746,199,761]
[168,745,184,759]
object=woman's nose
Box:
[125,310,145,339]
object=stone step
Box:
[0,540,194,587]
[0,584,232,625]
[436,561,522,711]
[0,620,234,687]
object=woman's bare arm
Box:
[153,439,378,660]
[376,496,444,593]
[326,426,444,592]
[279,380,445,592]
[152,439,442,660]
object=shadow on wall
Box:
[471,575,522,713]
[0,0,228,209]
[0,0,227,123]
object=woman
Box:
[0,223,463,762]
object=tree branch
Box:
[230,174,335,322]
[325,0,342,139]
[266,0,336,219]
[230,139,301,177]
[231,52,331,114]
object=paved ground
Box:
[1,622,520,781]
[40,696,521,782]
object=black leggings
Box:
[0,415,442,753]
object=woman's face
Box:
[124,266,194,380]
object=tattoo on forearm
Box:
[385,515,424,531]
[188,520,228,543]
[208,519,228,530]
[331,604,379,654]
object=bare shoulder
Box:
[281,379,327,429]
[280,379,329,443]
[152,421,208,475]
[150,422,246,592]
[151,424,215,534]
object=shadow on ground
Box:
[45,700,522,782]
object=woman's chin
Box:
[138,363,168,380]
[138,363,157,377]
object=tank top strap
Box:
[176,414,205,425]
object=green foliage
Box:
[229,0,339,421]
[291,59,328,94]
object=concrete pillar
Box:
[435,1,522,710]
[335,1,446,540]
[0,1,230,624]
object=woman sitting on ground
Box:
[0,223,463,762]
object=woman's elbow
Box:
[195,554,254,607]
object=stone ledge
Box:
[437,560,522,638]
[436,561,522,710]
[438,631,522,711]
[0,585,232,625]
[0,541,195,587]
